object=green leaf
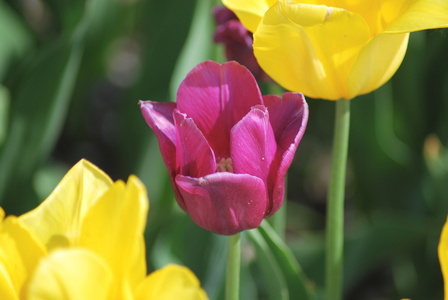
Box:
[246,228,289,300]
[0,85,9,146]
[116,0,196,174]
[0,37,83,210]
[0,1,32,81]
[343,215,430,293]
[258,220,316,300]
[0,0,116,210]
[169,0,215,98]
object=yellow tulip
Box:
[0,159,208,300]
[439,216,448,300]
[222,0,448,100]
[0,208,45,300]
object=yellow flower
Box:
[0,208,45,299]
[0,159,208,300]
[222,0,448,100]
[439,216,448,300]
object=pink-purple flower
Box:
[140,61,308,235]
[213,6,267,81]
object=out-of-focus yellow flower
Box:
[439,216,448,300]
[223,0,448,100]
[0,208,45,300]
[0,159,207,300]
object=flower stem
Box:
[325,99,350,300]
[226,233,241,300]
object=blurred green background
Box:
[0,0,447,299]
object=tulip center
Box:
[216,157,233,173]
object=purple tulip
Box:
[213,6,268,81]
[140,61,308,235]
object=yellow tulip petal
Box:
[222,0,276,32]
[79,175,149,292]
[27,249,113,300]
[274,1,447,34]
[0,215,45,299]
[135,264,208,300]
[347,32,409,99]
[0,263,17,300]
[439,216,448,300]
[19,159,113,250]
[384,0,448,33]
[293,1,410,35]
[254,1,371,100]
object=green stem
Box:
[226,233,241,300]
[325,99,350,300]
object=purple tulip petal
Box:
[230,106,277,203]
[174,110,216,178]
[177,61,263,159]
[140,100,188,210]
[139,100,177,175]
[263,93,309,216]
[140,100,188,209]
[214,21,264,80]
[212,6,238,25]
[214,19,252,48]
[175,173,267,235]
